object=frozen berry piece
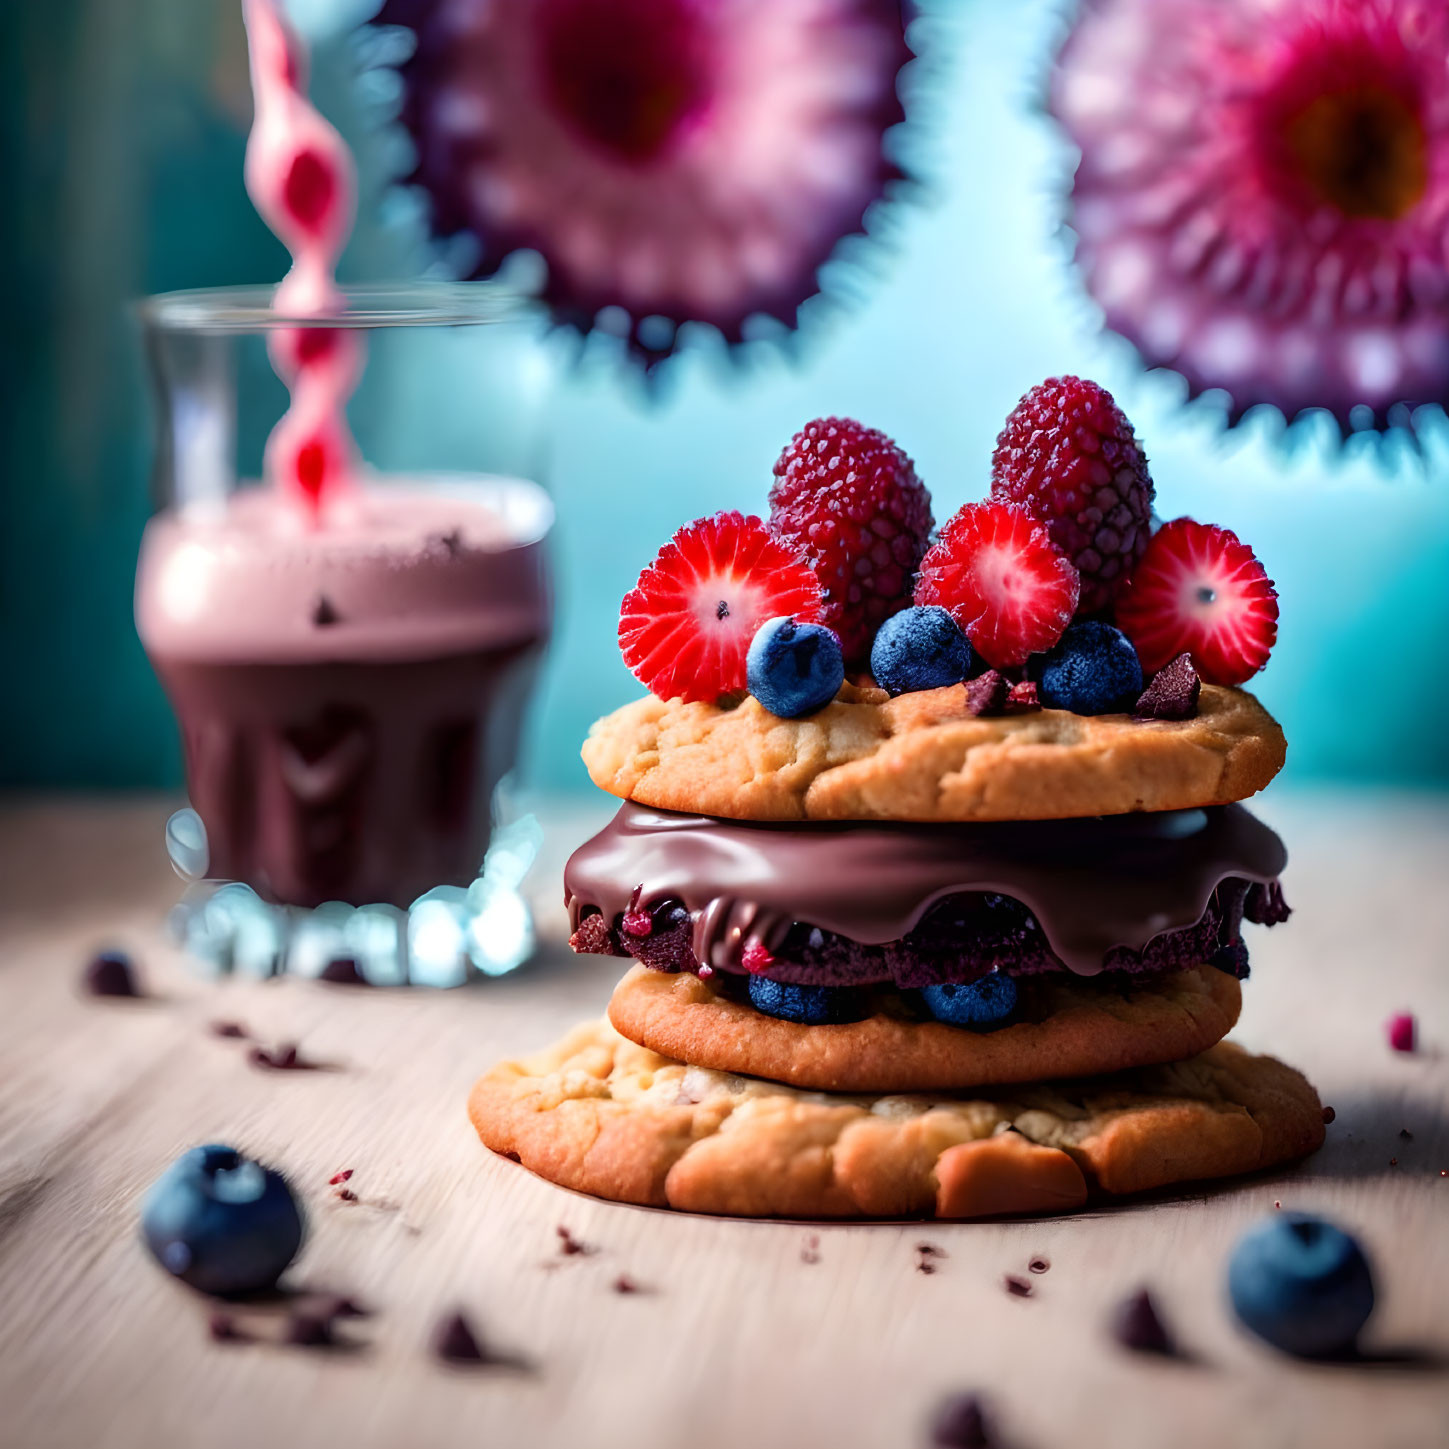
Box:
[141,1145,305,1297]
[964,669,1009,716]
[1004,680,1040,714]
[1033,620,1143,715]
[915,500,1080,668]
[991,376,1154,613]
[1111,1288,1176,1355]
[869,605,975,696]
[746,616,845,718]
[768,417,933,663]
[619,512,822,703]
[1387,1013,1416,1052]
[83,949,142,998]
[1228,1212,1375,1357]
[920,975,1018,1029]
[1133,652,1201,721]
[1116,518,1278,685]
[747,976,855,1025]
[433,1310,487,1364]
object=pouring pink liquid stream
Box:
[242,0,362,521]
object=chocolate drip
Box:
[564,803,1287,978]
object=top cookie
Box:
[582,680,1285,823]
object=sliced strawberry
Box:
[913,501,1080,668]
[1115,518,1278,686]
[619,512,822,702]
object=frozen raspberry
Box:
[915,501,1080,668]
[1116,518,1279,685]
[768,418,933,663]
[991,376,1154,613]
[619,512,822,702]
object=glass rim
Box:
[136,280,537,333]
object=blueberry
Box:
[1227,1212,1375,1357]
[747,616,845,718]
[1033,620,1143,715]
[920,974,1019,1029]
[869,606,975,696]
[141,1144,305,1297]
[748,975,851,1025]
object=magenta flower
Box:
[1051,0,1449,430]
[375,0,915,365]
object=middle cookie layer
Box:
[607,962,1242,1093]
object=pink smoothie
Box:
[136,481,552,908]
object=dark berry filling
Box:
[569,878,1287,990]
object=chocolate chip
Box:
[1111,1288,1175,1355]
[319,955,368,986]
[432,1311,486,1364]
[248,1043,316,1071]
[930,1392,995,1448]
[916,1242,947,1275]
[1400,1128,1414,1141]
[430,528,463,556]
[1322,1105,1336,1124]
[312,596,340,627]
[336,1187,359,1202]
[612,1275,648,1295]
[83,950,142,998]
[210,1021,249,1040]
[1132,652,1201,721]
[965,671,1008,717]
[1004,1274,1032,1297]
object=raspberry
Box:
[990,376,1154,614]
[1115,518,1278,685]
[619,512,822,702]
[914,501,1080,668]
[768,418,933,663]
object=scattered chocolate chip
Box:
[965,670,1008,717]
[329,1170,354,1185]
[930,1392,995,1449]
[433,1311,486,1364]
[1004,1274,1033,1298]
[285,1311,336,1348]
[208,1312,250,1344]
[1400,1128,1414,1140]
[1028,1257,1050,1275]
[312,596,340,627]
[556,1225,595,1257]
[319,955,368,986]
[83,949,142,998]
[1322,1105,1336,1124]
[612,1275,649,1295]
[210,1021,249,1040]
[1132,652,1201,721]
[1390,1157,1399,1167]
[801,1233,821,1265]
[336,1188,360,1203]
[1004,679,1040,714]
[1111,1288,1175,1355]
[430,528,463,555]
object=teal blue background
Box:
[4,0,1448,794]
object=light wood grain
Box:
[0,789,1446,1449]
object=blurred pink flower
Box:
[376,0,915,365]
[1052,0,1449,430]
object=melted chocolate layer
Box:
[565,803,1287,978]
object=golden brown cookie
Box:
[581,681,1284,822]
[468,1021,1325,1219]
[606,963,1242,1093]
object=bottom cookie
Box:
[468,1021,1326,1220]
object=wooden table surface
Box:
[1,789,1446,1449]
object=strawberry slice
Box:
[619,512,823,702]
[1116,518,1278,686]
[913,501,1080,668]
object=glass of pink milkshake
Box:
[134,1,554,984]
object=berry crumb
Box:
[1387,1013,1416,1052]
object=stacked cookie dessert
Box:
[472,379,1327,1219]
